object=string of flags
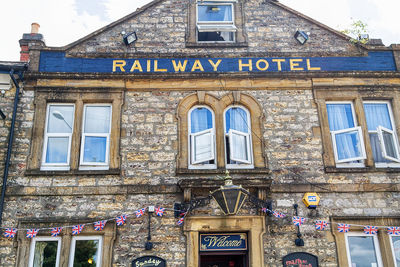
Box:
[1,206,183,239]
[263,209,400,236]
[3,204,400,239]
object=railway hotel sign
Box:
[38,51,396,73]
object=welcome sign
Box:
[200,233,247,251]
[38,51,396,73]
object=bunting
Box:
[315,220,328,231]
[51,227,63,237]
[115,215,127,226]
[388,227,400,236]
[364,226,378,235]
[338,223,350,233]
[94,220,107,231]
[3,228,17,238]
[292,216,305,226]
[26,229,39,239]
[155,207,165,217]
[136,208,146,218]
[72,224,85,235]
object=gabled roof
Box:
[42,0,367,52]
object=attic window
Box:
[196,2,236,42]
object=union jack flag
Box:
[273,211,285,218]
[51,227,63,237]
[292,216,305,226]
[3,228,17,238]
[115,215,127,226]
[364,226,378,235]
[155,207,165,217]
[26,229,39,238]
[315,220,328,231]
[261,207,268,213]
[94,220,107,231]
[177,217,184,226]
[338,223,350,233]
[387,227,400,236]
[72,224,85,235]
[136,208,146,218]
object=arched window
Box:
[188,106,216,169]
[224,106,253,168]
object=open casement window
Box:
[228,129,251,164]
[69,236,103,267]
[79,104,112,170]
[326,102,366,166]
[189,106,216,169]
[196,1,236,42]
[345,233,383,267]
[41,104,75,171]
[364,101,400,166]
[28,237,61,267]
[224,106,253,168]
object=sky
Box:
[0,0,399,61]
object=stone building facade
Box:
[1,0,400,266]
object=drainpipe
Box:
[0,69,23,227]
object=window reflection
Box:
[347,236,380,267]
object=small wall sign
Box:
[132,256,166,267]
[282,252,318,267]
[200,233,247,251]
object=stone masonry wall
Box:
[0,88,399,266]
[68,0,360,57]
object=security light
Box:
[123,31,137,45]
[294,30,309,45]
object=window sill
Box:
[176,167,270,175]
[25,168,120,176]
[325,166,400,173]
[186,41,248,48]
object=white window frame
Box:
[326,101,365,168]
[331,126,367,163]
[79,104,112,170]
[196,1,237,43]
[363,101,400,168]
[191,129,215,164]
[390,235,400,267]
[345,232,383,267]
[28,236,61,267]
[377,126,400,163]
[188,106,216,169]
[69,236,103,267]
[228,129,251,164]
[41,103,75,171]
[224,105,254,169]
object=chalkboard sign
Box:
[282,252,318,267]
[132,256,166,267]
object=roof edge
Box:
[271,1,369,51]
[49,0,165,52]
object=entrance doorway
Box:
[200,252,247,267]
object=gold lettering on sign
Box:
[238,59,252,71]
[256,59,269,71]
[135,258,162,267]
[172,60,188,72]
[130,60,143,72]
[208,59,222,71]
[154,60,167,72]
[203,236,243,248]
[112,60,126,72]
[191,60,204,72]
[290,59,304,71]
[272,59,286,71]
[306,59,321,70]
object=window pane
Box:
[348,236,379,267]
[383,131,397,158]
[48,105,74,133]
[84,106,111,133]
[191,108,213,133]
[198,5,232,22]
[73,240,99,266]
[364,103,392,131]
[33,241,58,267]
[46,137,69,163]
[194,132,213,162]
[369,133,388,163]
[334,130,363,161]
[198,32,234,42]
[225,108,248,133]
[326,104,355,131]
[231,133,248,161]
[391,236,400,267]
[83,136,107,163]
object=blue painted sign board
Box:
[200,233,247,251]
[38,51,396,73]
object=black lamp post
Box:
[210,171,249,215]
